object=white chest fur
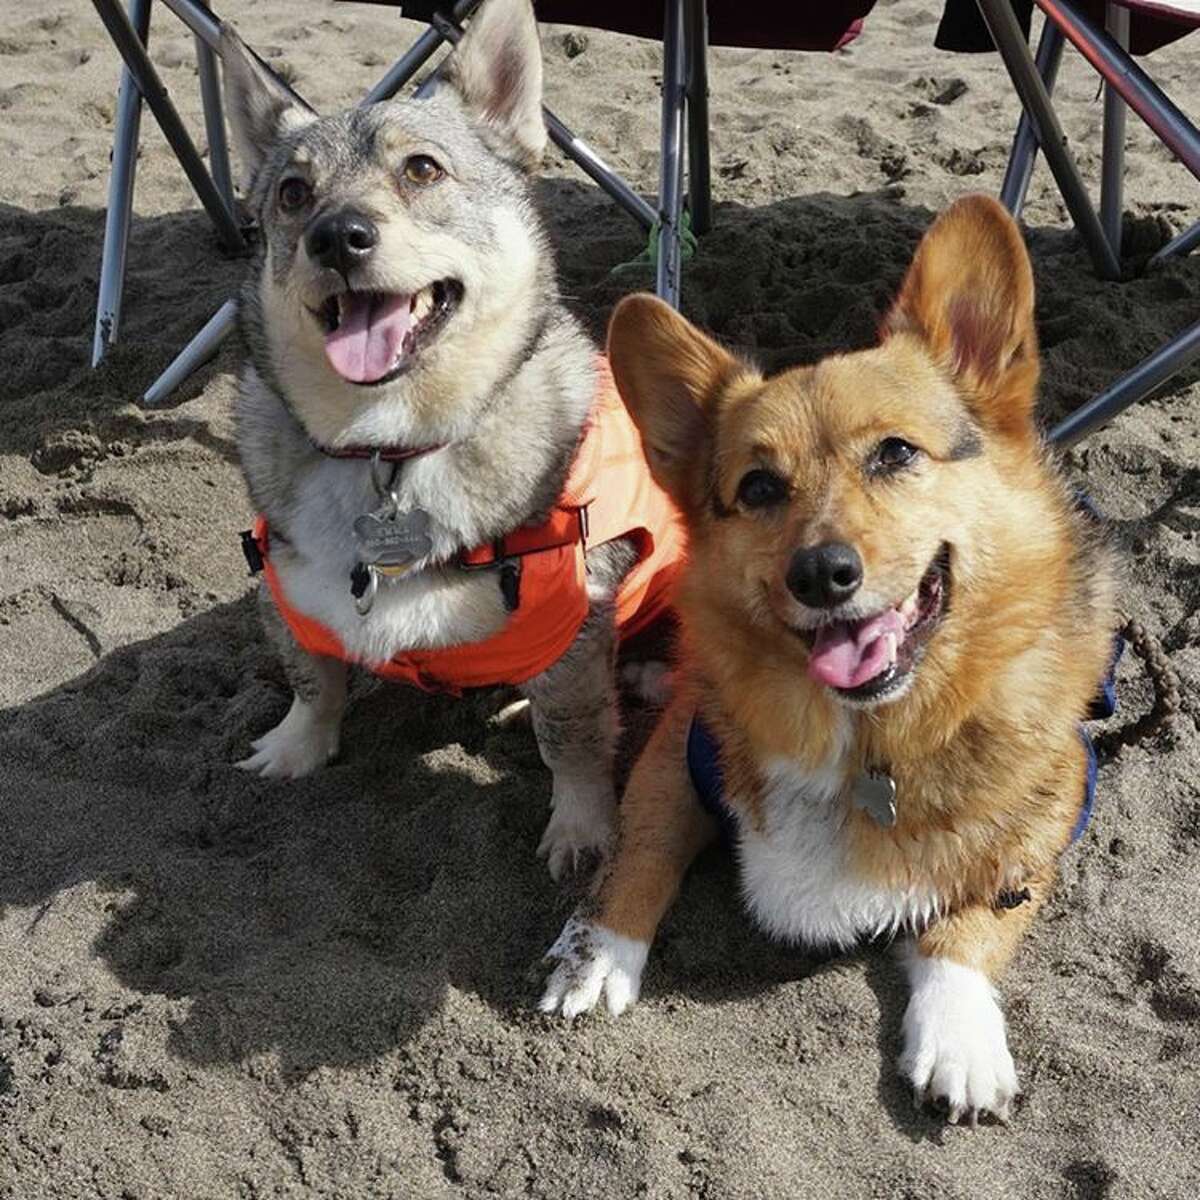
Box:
[734,754,942,949]
[269,455,509,667]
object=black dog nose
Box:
[305,209,379,275]
[787,542,863,608]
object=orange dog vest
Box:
[250,360,683,694]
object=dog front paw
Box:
[236,695,340,779]
[538,916,649,1018]
[899,955,1018,1125]
[537,779,614,881]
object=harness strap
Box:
[242,504,590,581]
[243,354,682,694]
[457,505,589,569]
[687,718,738,846]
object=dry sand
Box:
[2,1,1199,1196]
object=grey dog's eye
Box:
[278,177,312,212]
[403,154,444,185]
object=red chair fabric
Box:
[348,1,875,52]
[1118,0,1200,29]
[937,0,1198,55]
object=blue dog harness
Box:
[687,636,1122,850]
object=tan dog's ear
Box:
[884,195,1039,441]
[608,295,747,513]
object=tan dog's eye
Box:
[403,154,444,185]
[736,468,789,510]
[278,177,312,213]
[872,438,920,473]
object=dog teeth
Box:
[411,288,434,323]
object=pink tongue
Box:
[324,293,413,383]
[808,609,906,690]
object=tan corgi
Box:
[539,195,1118,1125]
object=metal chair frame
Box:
[91,0,1199,432]
[977,0,1200,446]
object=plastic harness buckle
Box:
[240,529,264,576]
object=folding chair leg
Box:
[1049,317,1200,447]
[90,0,244,253]
[360,0,481,104]
[362,24,447,103]
[160,0,218,45]
[1099,2,1129,256]
[999,19,1064,218]
[196,32,235,218]
[143,298,238,405]
[545,112,657,231]
[976,0,1120,279]
[656,0,687,308]
[93,0,152,367]
[683,0,712,237]
[1151,218,1200,265]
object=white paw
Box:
[236,695,340,780]
[899,953,1019,1125]
[538,916,649,1018]
[537,779,614,882]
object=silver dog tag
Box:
[353,506,433,568]
[852,770,897,828]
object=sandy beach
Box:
[1,1,1198,1196]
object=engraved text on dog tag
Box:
[852,770,897,828]
[353,506,433,568]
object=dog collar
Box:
[312,439,447,463]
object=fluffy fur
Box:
[540,196,1117,1124]
[222,0,639,879]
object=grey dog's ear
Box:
[442,0,546,170]
[220,23,316,187]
